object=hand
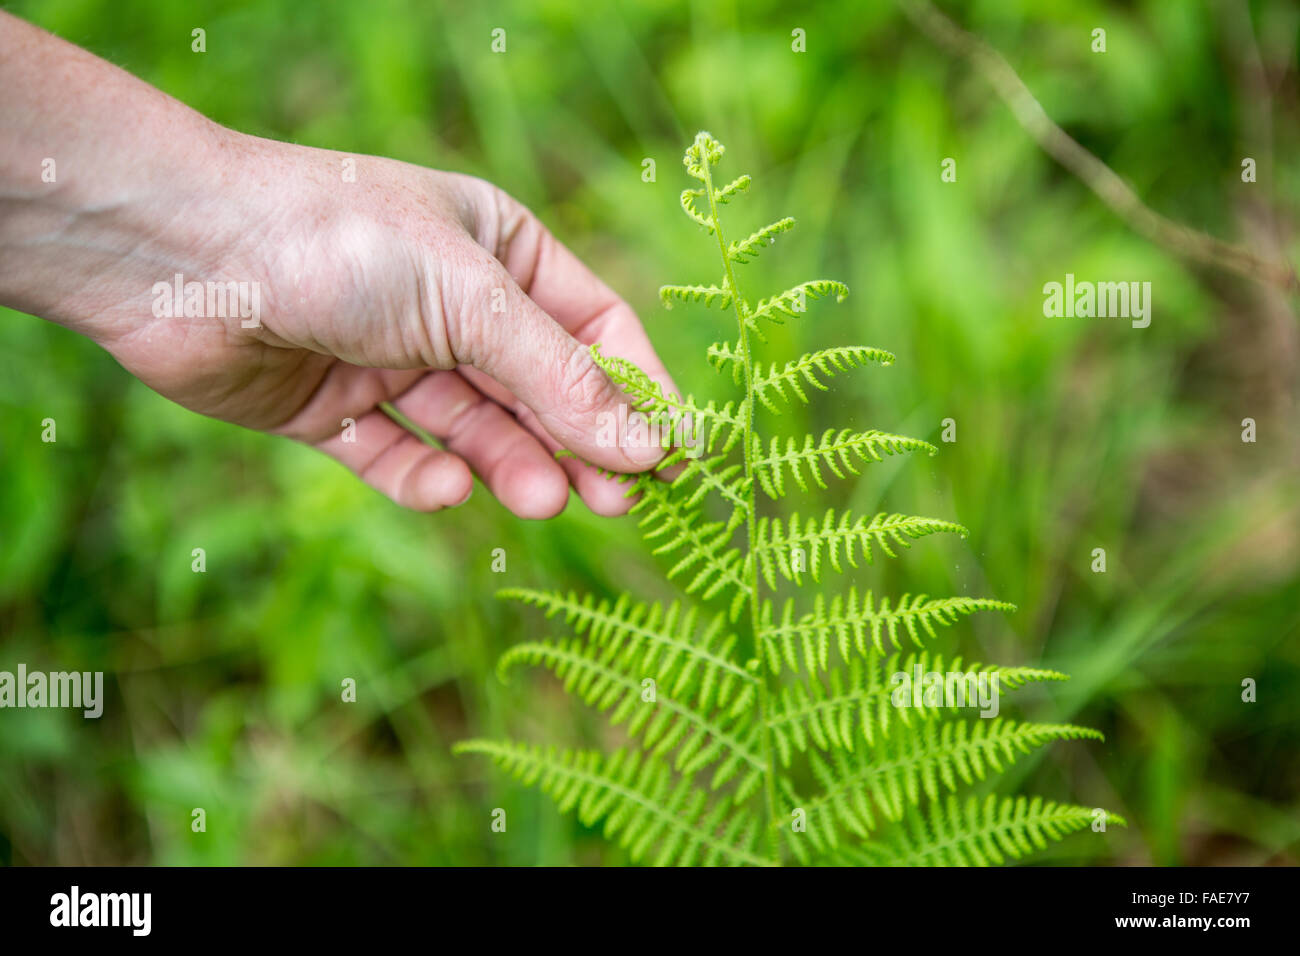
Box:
[103,133,675,518]
[0,12,673,518]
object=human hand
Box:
[0,11,674,517]
[105,132,675,517]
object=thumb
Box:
[445,243,666,473]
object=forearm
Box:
[0,11,248,344]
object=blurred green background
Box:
[1,0,1297,865]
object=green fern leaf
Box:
[754,429,936,498]
[499,638,763,794]
[747,279,849,327]
[751,510,968,588]
[663,453,750,526]
[765,650,1066,761]
[679,188,713,231]
[625,478,752,619]
[709,344,896,413]
[498,588,758,714]
[452,741,769,866]
[684,131,726,182]
[760,589,1016,670]
[837,795,1127,866]
[591,345,747,455]
[659,282,732,311]
[713,174,751,204]
[728,217,796,263]
[792,721,1104,854]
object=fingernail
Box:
[627,440,666,466]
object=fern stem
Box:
[700,151,783,866]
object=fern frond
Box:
[663,453,751,528]
[838,794,1126,866]
[464,133,1120,869]
[765,650,1065,761]
[751,511,968,588]
[659,282,732,311]
[626,477,752,619]
[499,638,764,794]
[760,590,1015,671]
[793,721,1104,854]
[767,654,892,761]
[499,588,758,712]
[708,343,896,413]
[747,279,849,326]
[754,429,936,498]
[728,217,796,264]
[684,131,725,182]
[679,188,713,231]
[453,741,769,866]
[713,174,751,205]
[591,345,747,455]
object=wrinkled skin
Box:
[95,134,674,517]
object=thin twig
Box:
[899,0,1298,293]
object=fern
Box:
[456,133,1123,866]
[765,651,1070,758]
[709,344,896,413]
[754,429,937,497]
[759,590,1019,672]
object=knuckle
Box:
[492,187,531,260]
[417,256,458,369]
[440,243,499,364]
[441,174,516,255]
[557,348,613,420]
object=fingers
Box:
[271,363,425,444]
[315,407,474,512]
[451,178,690,516]
[388,369,573,519]
[272,363,472,512]
[291,363,574,518]
[443,182,685,477]
[457,364,638,517]
[443,240,668,475]
[271,359,620,517]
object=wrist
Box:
[0,12,262,346]
[1,115,246,342]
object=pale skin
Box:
[0,11,673,517]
